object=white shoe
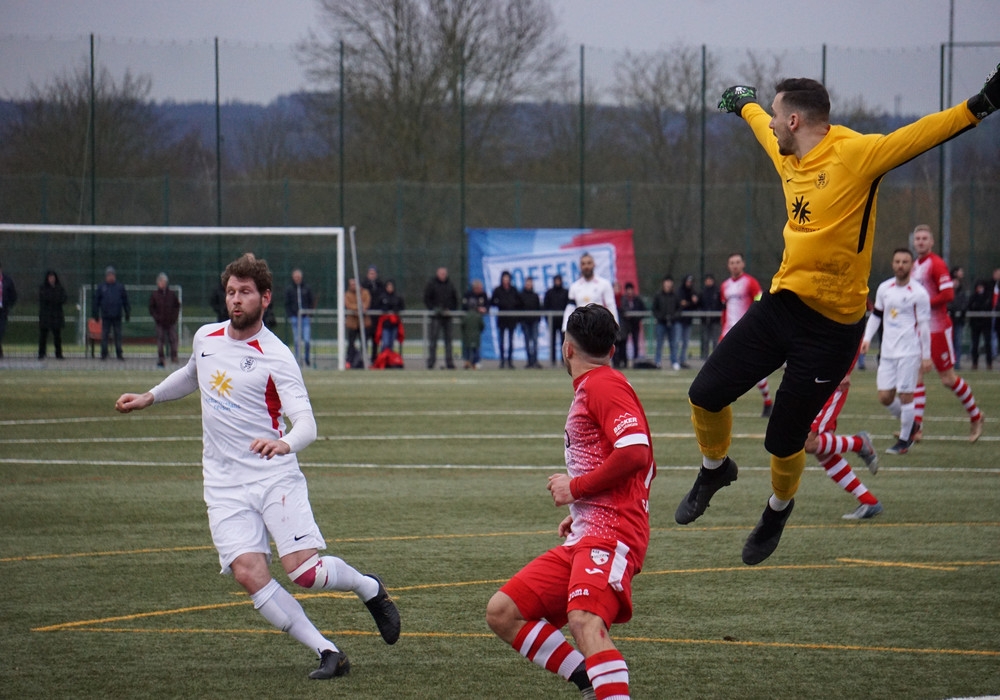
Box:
[843,502,883,520]
[672,362,681,370]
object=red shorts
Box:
[499,537,637,629]
[929,328,955,372]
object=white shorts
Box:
[204,470,326,574]
[876,355,921,394]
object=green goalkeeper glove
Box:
[718,85,758,116]
[968,62,1000,119]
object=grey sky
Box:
[1,0,997,109]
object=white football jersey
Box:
[864,278,931,360]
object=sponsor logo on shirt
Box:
[613,413,638,437]
[568,587,590,601]
[210,370,233,398]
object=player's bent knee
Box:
[485,591,517,635]
[289,553,324,590]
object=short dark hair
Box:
[566,304,619,358]
[775,78,830,122]
[892,247,913,259]
[222,252,273,294]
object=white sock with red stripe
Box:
[511,621,586,683]
[290,554,379,601]
[813,434,862,458]
[757,378,772,405]
[950,376,982,421]
[586,649,630,699]
[820,455,878,504]
[913,383,926,426]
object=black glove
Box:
[968,62,1000,119]
[718,85,758,116]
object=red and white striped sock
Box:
[950,376,983,421]
[758,378,772,406]
[512,621,585,682]
[820,455,877,504]
[586,649,630,699]
[913,383,926,426]
[814,433,861,458]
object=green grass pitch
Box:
[1,367,998,698]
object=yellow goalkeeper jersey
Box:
[743,101,979,324]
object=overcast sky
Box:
[1,0,997,108]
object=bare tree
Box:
[296,0,567,181]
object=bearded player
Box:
[487,304,656,700]
[115,253,400,680]
[720,252,773,417]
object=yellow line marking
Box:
[616,636,1000,657]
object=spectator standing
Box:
[0,261,17,359]
[967,279,993,370]
[519,277,543,369]
[698,274,722,359]
[462,279,489,369]
[361,265,385,363]
[94,265,130,361]
[38,269,66,360]
[675,275,699,368]
[619,282,646,368]
[210,280,228,322]
[543,274,570,366]
[423,267,458,370]
[491,270,521,369]
[565,252,619,327]
[948,266,968,370]
[344,278,371,368]
[375,280,405,353]
[149,272,181,368]
[284,269,316,367]
[652,276,679,369]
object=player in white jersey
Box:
[719,253,773,417]
[861,248,932,455]
[563,252,619,331]
[910,224,985,442]
[114,253,399,680]
[487,304,656,700]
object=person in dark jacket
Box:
[149,272,181,367]
[461,279,489,369]
[423,267,458,369]
[519,277,543,368]
[675,275,699,368]
[0,260,18,359]
[619,282,647,368]
[38,269,66,360]
[376,279,405,353]
[284,268,316,366]
[94,265,130,361]
[699,273,723,359]
[543,274,570,366]
[652,276,679,369]
[967,279,993,370]
[490,270,521,369]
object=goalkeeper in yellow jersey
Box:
[675,64,1000,566]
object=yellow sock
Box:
[771,450,806,501]
[689,401,732,460]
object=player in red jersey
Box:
[487,304,656,700]
[803,351,882,519]
[720,253,773,417]
[910,225,985,442]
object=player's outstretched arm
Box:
[718,85,758,117]
[968,62,1000,119]
[115,392,154,413]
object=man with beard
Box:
[114,253,400,680]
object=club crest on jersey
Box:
[590,548,609,566]
[613,412,638,436]
[240,356,257,372]
[815,170,829,189]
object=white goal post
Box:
[0,223,347,369]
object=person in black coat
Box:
[0,260,17,359]
[94,265,130,360]
[38,269,67,360]
[490,270,522,369]
[967,279,993,370]
[543,274,570,366]
[423,267,459,369]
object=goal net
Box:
[0,224,347,368]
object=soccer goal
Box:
[0,224,348,368]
